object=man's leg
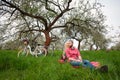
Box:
[33,47,39,57]
[26,50,30,56]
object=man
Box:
[18,39,32,57]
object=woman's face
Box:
[68,41,73,48]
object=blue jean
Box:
[82,60,95,70]
[70,60,95,70]
[70,61,82,66]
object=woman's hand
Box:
[69,58,82,62]
[78,56,82,62]
[76,59,82,62]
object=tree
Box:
[0,0,73,49]
[90,31,110,50]
[110,27,120,50]
[61,0,106,50]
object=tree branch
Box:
[21,16,31,30]
[47,0,62,12]
[48,0,73,29]
[19,29,43,33]
[50,25,66,30]
[45,0,58,15]
[1,0,48,27]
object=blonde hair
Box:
[63,40,72,52]
[64,41,70,50]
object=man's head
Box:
[37,44,41,46]
[23,39,29,45]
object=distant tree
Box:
[1,39,21,50]
[114,42,120,50]
[90,31,110,50]
[110,27,120,50]
[61,0,106,50]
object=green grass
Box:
[0,50,120,80]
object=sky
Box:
[99,0,120,37]
[100,0,120,27]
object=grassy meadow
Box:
[0,50,120,80]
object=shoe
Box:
[72,66,80,68]
[58,59,65,63]
[99,65,108,73]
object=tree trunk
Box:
[90,44,94,51]
[95,45,99,51]
[43,31,51,49]
[78,40,81,50]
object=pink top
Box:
[65,47,81,59]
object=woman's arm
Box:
[76,49,82,62]
[78,56,82,62]
[69,57,82,62]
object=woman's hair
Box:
[62,39,74,54]
[64,40,73,50]
[64,41,69,50]
[68,40,73,43]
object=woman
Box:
[59,40,82,63]
[60,40,71,61]
[65,40,95,69]
[65,40,83,66]
[61,40,107,71]
[65,40,82,62]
